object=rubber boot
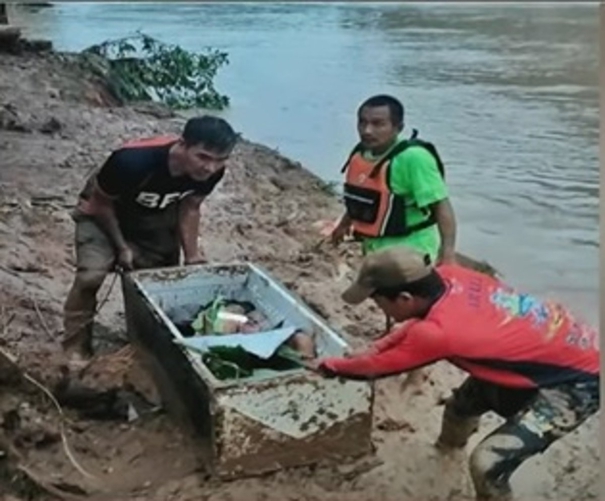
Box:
[470,439,516,501]
[436,399,481,449]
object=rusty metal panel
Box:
[122,272,218,445]
[122,262,375,479]
[214,374,373,478]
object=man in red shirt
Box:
[308,247,599,501]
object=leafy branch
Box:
[82,31,230,110]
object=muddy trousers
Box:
[63,215,180,355]
[437,377,600,501]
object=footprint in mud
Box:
[406,444,474,501]
[312,457,385,492]
[54,346,160,422]
[376,417,415,433]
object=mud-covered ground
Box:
[0,46,599,501]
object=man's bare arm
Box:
[178,194,206,264]
[330,212,353,244]
[431,198,457,264]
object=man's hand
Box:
[185,250,208,265]
[301,359,337,378]
[344,346,378,358]
[433,198,457,265]
[179,194,205,264]
[437,249,457,266]
[330,218,352,246]
[301,359,322,371]
[117,245,134,270]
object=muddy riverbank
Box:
[0,45,598,501]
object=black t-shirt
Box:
[94,139,224,214]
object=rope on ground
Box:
[23,273,125,483]
[0,339,100,486]
[0,278,155,501]
[21,369,100,483]
[3,257,121,340]
[33,298,54,340]
[1,304,16,334]
[96,269,120,315]
[16,464,90,501]
[8,267,122,482]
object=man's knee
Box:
[73,269,108,292]
[469,436,514,500]
[469,421,546,501]
[469,443,512,501]
[73,217,116,276]
[64,270,108,316]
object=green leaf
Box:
[80,32,230,110]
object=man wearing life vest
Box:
[63,116,238,364]
[331,94,457,265]
[306,247,599,501]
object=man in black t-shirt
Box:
[63,115,238,362]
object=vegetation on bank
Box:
[81,32,230,110]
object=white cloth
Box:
[175,327,298,360]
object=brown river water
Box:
[12,2,599,325]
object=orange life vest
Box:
[121,134,180,149]
[341,130,445,239]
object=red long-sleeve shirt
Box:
[321,265,599,389]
